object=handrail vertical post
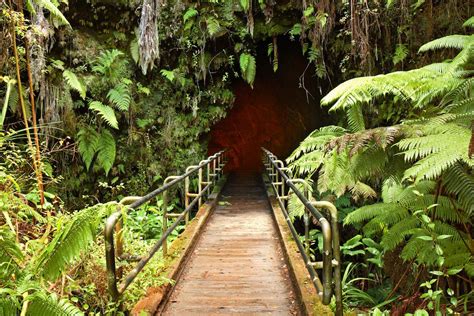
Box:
[198,168,203,207]
[185,175,190,225]
[162,190,169,256]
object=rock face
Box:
[208,39,330,171]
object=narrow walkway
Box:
[161,173,299,315]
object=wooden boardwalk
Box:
[160,173,299,315]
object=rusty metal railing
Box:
[105,150,227,302]
[262,148,343,316]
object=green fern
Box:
[463,16,474,28]
[443,163,474,215]
[398,124,472,181]
[27,292,83,316]
[76,127,99,171]
[107,82,131,111]
[96,130,116,176]
[206,17,222,37]
[34,204,115,281]
[33,0,70,27]
[0,227,22,279]
[63,70,86,100]
[130,38,139,65]
[92,49,127,85]
[88,101,119,129]
[393,43,409,65]
[0,297,18,316]
[418,35,474,52]
[239,53,256,88]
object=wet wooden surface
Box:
[160,172,299,315]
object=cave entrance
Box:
[208,38,330,172]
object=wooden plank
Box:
[160,173,299,315]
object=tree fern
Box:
[27,292,83,316]
[96,130,116,176]
[418,35,474,52]
[76,127,99,171]
[63,70,86,100]
[239,53,256,88]
[88,101,118,129]
[398,124,472,181]
[463,16,474,28]
[443,163,474,215]
[34,204,115,281]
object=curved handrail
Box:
[261,148,342,316]
[105,150,227,301]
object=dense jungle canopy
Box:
[0,0,473,315]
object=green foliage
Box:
[63,70,87,100]
[463,16,474,28]
[88,101,118,129]
[393,44,408,65]
[27,293,84,316]
[34,204,114,281]
[107,82,131,111]
[32,0,70,27]
[239,53,256,88]
[95,130,116,176]
[418,35,474,52]
[77,128,116,175]
[77,127,99,171]
[183,8,198,22]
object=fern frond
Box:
[92,50,124,74]
[88,101,118,129]
[0,227,22,278]
[443,163,474,215]
[96,130,116,176]
[346,103,365,132]
[239,53,256,88]
[34,204,115,281]
[401,126,471,181]
[380,216,419,250]
[63,70,86,100]
[463,16,474,28]
[350,181,377,200]
[34,0,70,27]
[344,203,401,226]
[418,35,474,52]
[0,297,19,316]
[381,177,404,203]
[107,83,131,112]
[27,292,83,316]
[76,127,99,171]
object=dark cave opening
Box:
[208,38,331,171]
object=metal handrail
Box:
[262,148,343,316]
[105,150,227,302]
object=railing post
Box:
[162,176,179,256]
[198,167,203,207]
[184,175,190,225]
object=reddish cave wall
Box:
[208,39,330,171]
